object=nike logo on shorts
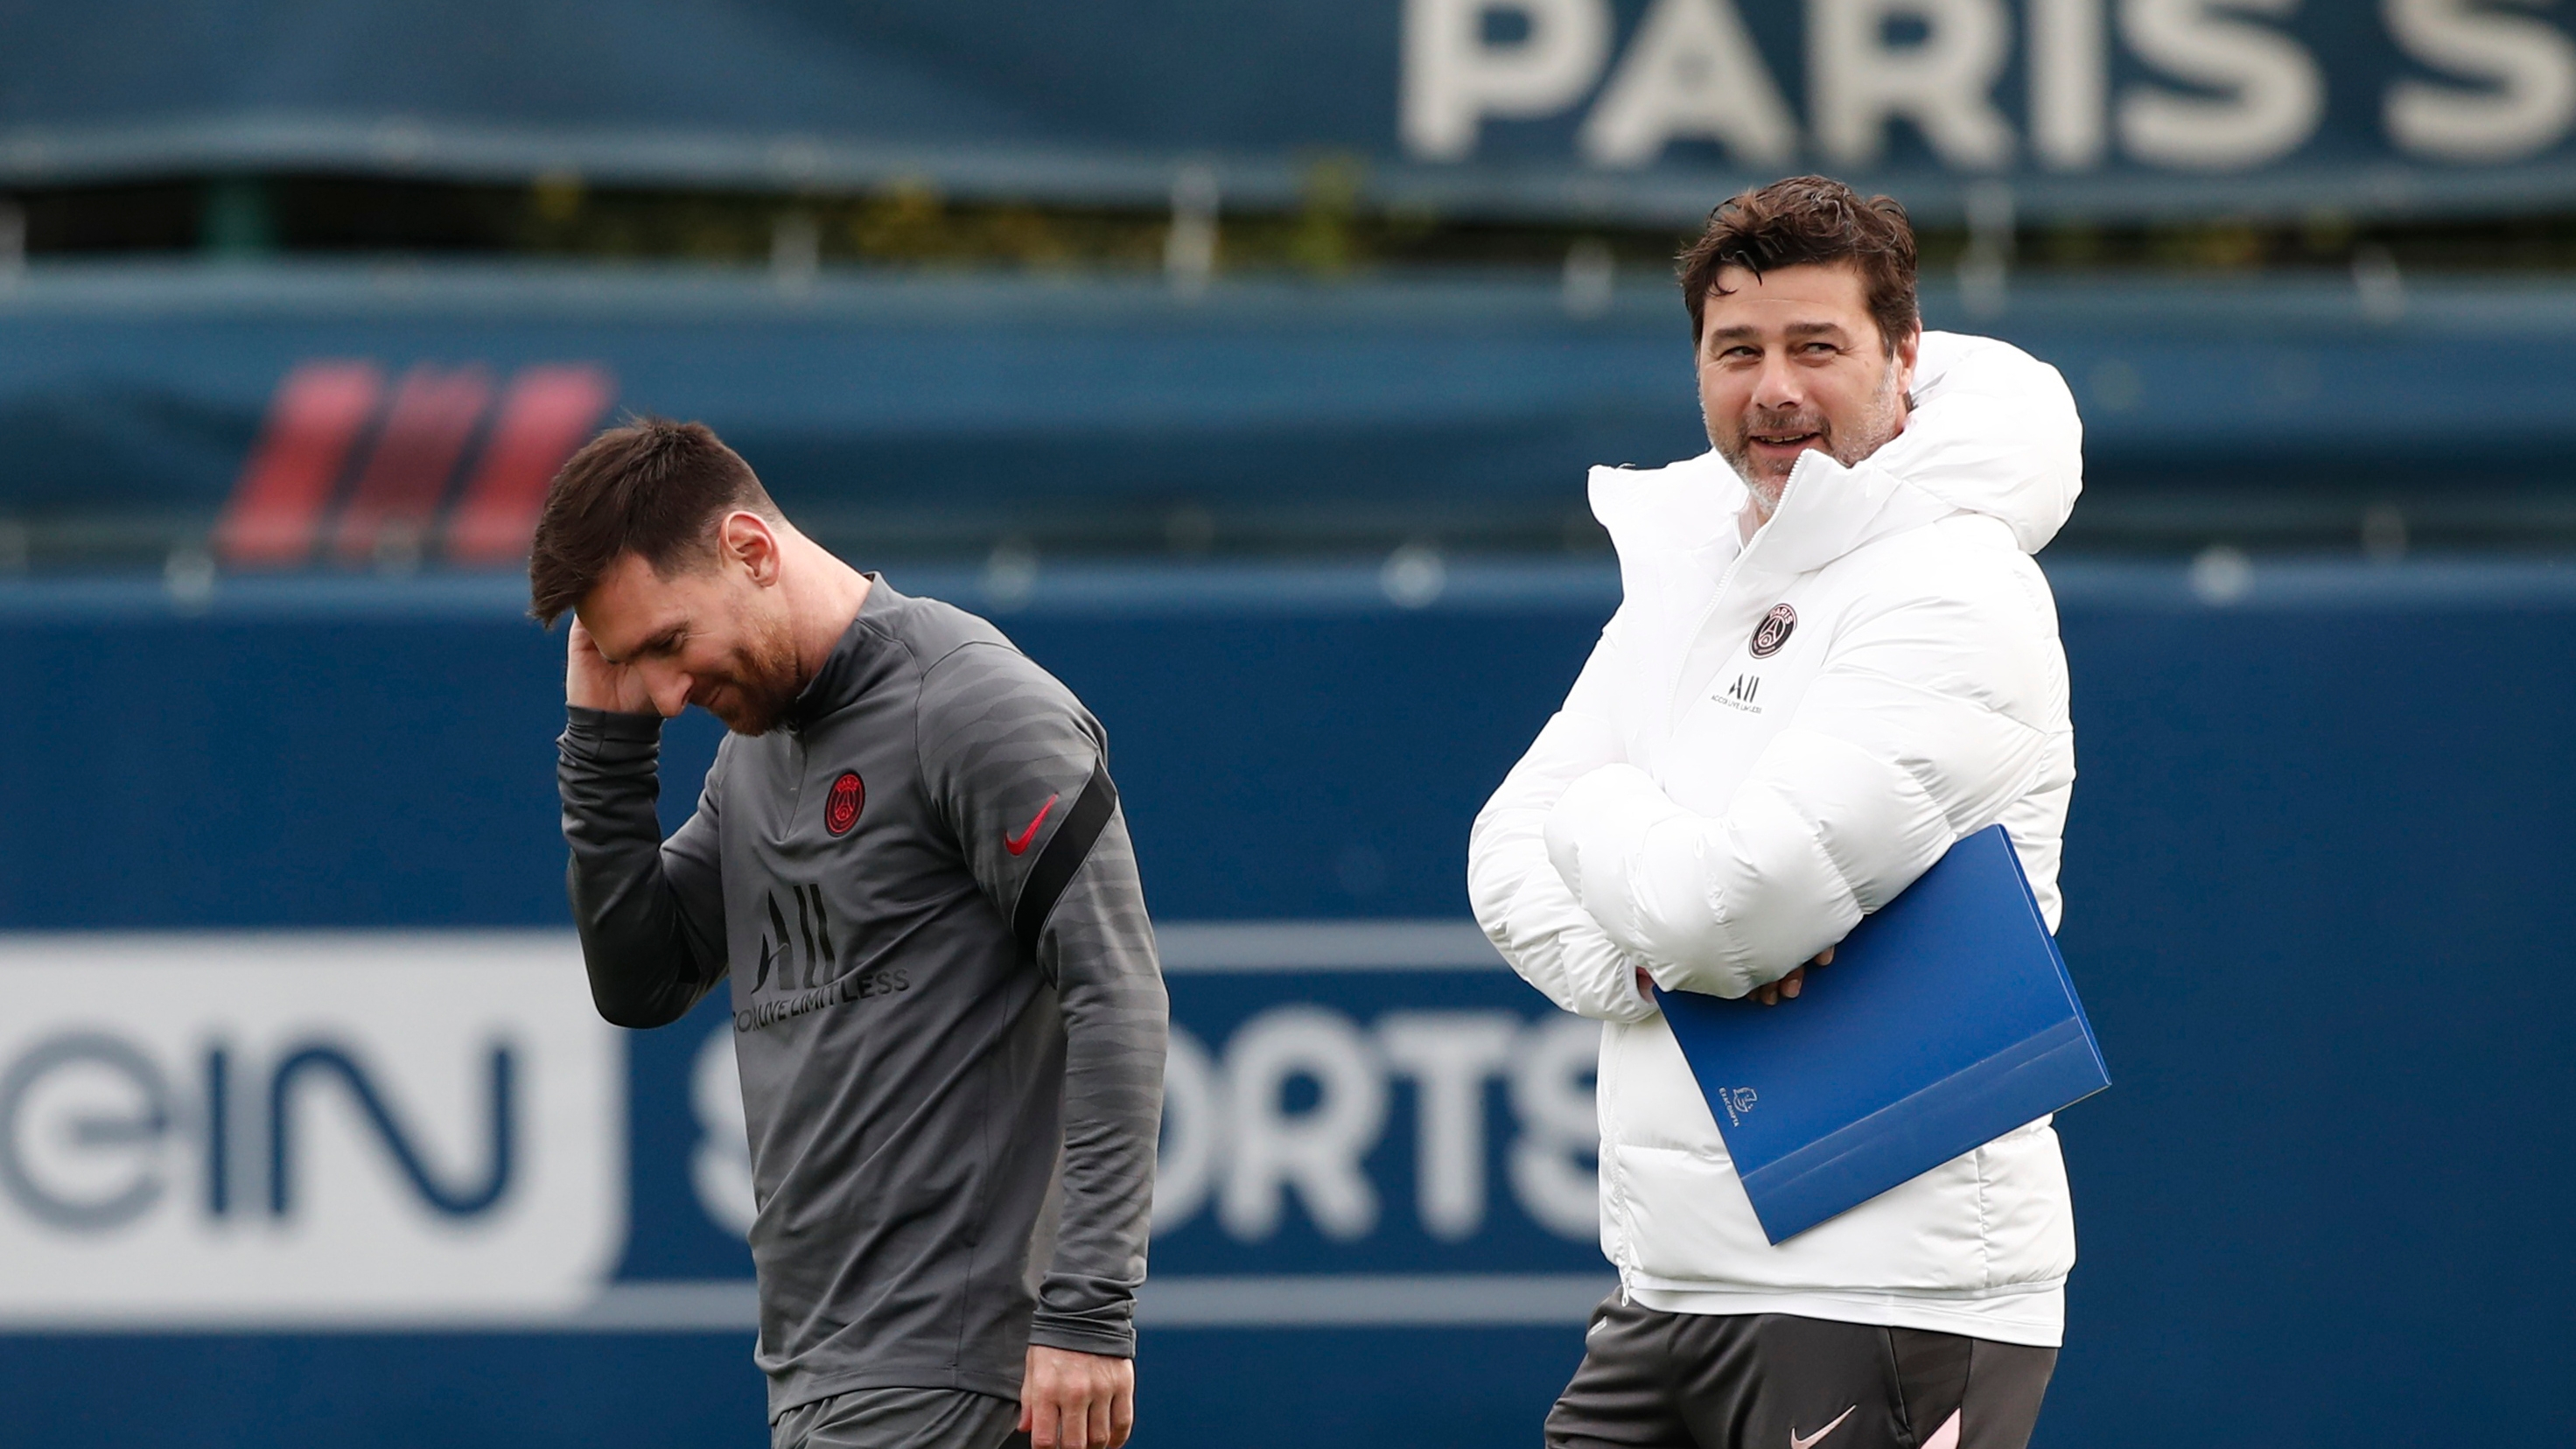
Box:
[1788,1405,1855,1449]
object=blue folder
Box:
[1653,824,2109,1244]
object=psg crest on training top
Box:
[1750,604,1797,659]
[825,771,865,835]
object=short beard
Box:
[1714,360,1908,519]
[703,611,806,736]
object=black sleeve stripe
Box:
[1012,757,1119,959]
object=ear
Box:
[717,511,784,587]
[1893,325,1922,393]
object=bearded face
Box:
[575,547,814,737]
[690,605,805,735]
[1712,359,1908,518]
[1694,261,1918,524]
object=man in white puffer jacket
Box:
[1469,178,2082,1449]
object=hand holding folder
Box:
[1652,824,2110,1244]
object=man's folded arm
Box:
[559,707,731,1028]
[1468,628,1660,1025]
[1544,584,2064,999]
[918,646,1167,1361]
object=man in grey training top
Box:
[529,419,1167,1449]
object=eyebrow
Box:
[597,626,682,667]
[1707,321,1851,344]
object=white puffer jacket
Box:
[1467,332,2082,1346]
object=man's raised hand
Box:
[565,618,658,716]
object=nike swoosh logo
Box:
[1788,1405,1855,1449]
[1004,794,1060,857]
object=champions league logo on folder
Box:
[1655,825,2110,1244]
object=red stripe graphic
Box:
[444,366,617,566]
[213,361,384,568]
[330,364,494,567]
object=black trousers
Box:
[1545,1296,2056,1449]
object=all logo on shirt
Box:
[824,771,865,836]
[1749,603,1797,659]
[740,880,912,1032]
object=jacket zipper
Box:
[1665,523,1767,733]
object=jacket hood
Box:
[1587,332,2084,583]
[1850,331,2085,554]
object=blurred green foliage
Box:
[16,174,2576,277]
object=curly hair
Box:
[1677,175,1919,354]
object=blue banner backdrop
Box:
[0,558,2572,1446]
[8,1,2576,220]
[9,268,2576,547]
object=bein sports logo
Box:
[212,360,615,571]
[686,1004,1607,1250]
[0,1032,512,1233]
[0,935,621,1326]
[1156,1007,1605,1245]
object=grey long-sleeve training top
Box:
[556,578,1167,1417]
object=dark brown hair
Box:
[527,417,780,625]
[1677,176,1919,354]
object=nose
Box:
[638,663,693,718]
[1750,353,1804,412]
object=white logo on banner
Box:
[0,922,1612,1333]
[0,934,623,1326]
[1151,1011,1601,1244]
[1402,0,2576,171]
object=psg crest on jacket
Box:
[1750,604,1797,659]
[825,772,865,835]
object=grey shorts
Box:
[1545,1296,2057,1449]
[770,1388,1027,1449]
